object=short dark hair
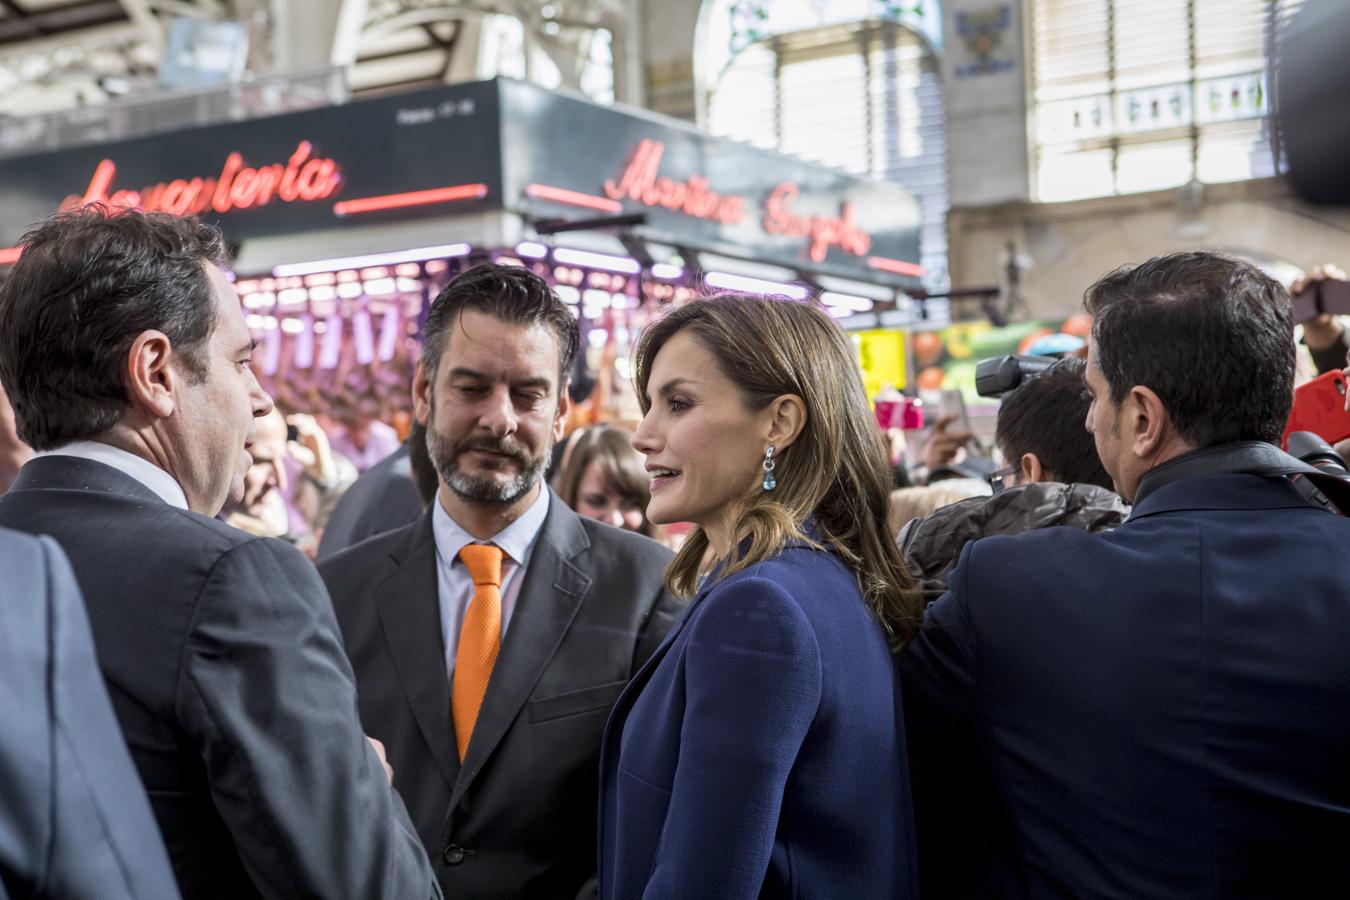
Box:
[421,264,579,385]
[1084,251,1294,448]
[0,205,228,451]
[995,357,1112,489]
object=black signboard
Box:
[498,79,922,283]
[0,78,922,283]
[0,80,503,246]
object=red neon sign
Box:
[762,181,871,263]
[603,139,746,225]
[525,183,622,214]
[867,256,925,277]
[333,183,489,216]
[585,139,917,272]
[59,140,342,216]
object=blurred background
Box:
[0,0,1338,539]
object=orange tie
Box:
[452,543,504,762]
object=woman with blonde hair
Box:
[551,425,654,536]
[597,294,922,899]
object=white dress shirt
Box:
[33,440,189,510]
[432,487,550,683]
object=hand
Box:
[367,736,394,784]
[287,413,337,487]
[922,414,975,473]
[1292,265,1348,351]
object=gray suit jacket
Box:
[319,492,682,899]
[317,443,424,561]
[0,457,439,900]
[0,528,180,900]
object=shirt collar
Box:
[432,485,551,568]
[34,440,190,510]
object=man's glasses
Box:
[987,464,1017,493]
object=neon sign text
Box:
[762,181,872,262]
[603,139,745,225]
[59,141,342,216]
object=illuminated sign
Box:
[603,139,746,225]
[762,181,871,262]
[594,140,879,263]
[58,140,342,216]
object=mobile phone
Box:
[939,388,971,434]
[1291,278,1350,322]
[1291,282,1320,323]
[1284,369,1350,448]
[1317,279,1350,317]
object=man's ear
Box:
[1018,452,1045,484]
[1128,385,1170,459]
[126,330,176,420]
[412,361,432,427]
[554,380,572,444]
[764,394,807,451]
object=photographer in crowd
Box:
[899,251,1350,898]
[898,357,1128,605]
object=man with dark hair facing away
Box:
[319,263,682,899]
[0,206,438,899]
[898,356,1128,605]
[899,251,1350,898]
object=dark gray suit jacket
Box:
[0,457,439,900]
[0,528,180,900]
[319,492,682,899]
[317,443,424,561]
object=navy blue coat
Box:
[0,528,180,899]
[598,544,918,900]
[898,473,1350,899]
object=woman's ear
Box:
[764,394,807,451]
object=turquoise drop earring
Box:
[762,446,777,491]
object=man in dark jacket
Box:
[0,208,438,899]
[899,357,1127,604]
[899,252,1350,898]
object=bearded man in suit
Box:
[319,264,682,899]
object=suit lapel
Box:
[448,495,591,811]
[375,514,460,790]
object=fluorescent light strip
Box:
[524,183,623,213]
[820,291,875,313]
[332,183,488,217]
[552,248,641,274]
[515,241,549,259]
[705,271,809,300]
[650,263,684,280]
[866,256,925,278]
[273,243,471,278]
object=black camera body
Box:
[974,355,1058,398]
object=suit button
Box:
[443,844,467,865]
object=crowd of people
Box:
[2,205,1350,900]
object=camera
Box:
[974,355,1057,398]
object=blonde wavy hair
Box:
[632,295,922,651]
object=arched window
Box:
[701,0,950,291]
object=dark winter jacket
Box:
[898,481,1129,605]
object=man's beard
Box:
[426,411,551,507]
